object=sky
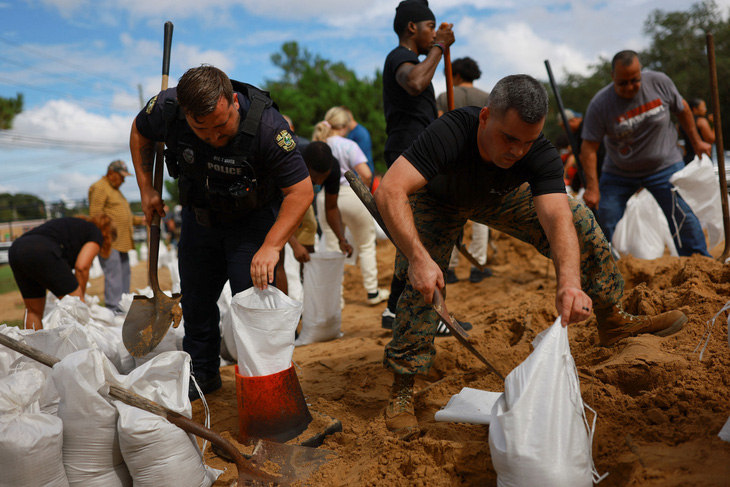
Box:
[0,0,725,205]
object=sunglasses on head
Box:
[616,77,641,87]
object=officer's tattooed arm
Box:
[130,120,166,223]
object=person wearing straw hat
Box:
[89,159,145,314]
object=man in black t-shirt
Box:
[381,0,455,331]
[375,74,688,433]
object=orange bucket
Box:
[235,364,313,443]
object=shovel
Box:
[345,171,505,381]
[0,332,334,486]
[122,21,182,358]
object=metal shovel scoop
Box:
[122,21,181,358]
[121,210,182,357]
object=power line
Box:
[0,36,129,87]
[0,76,137,110]
[0,132,127,151]
[0,55,91,87]
[0,151,126,183]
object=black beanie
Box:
[393,0,435,35]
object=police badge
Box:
[183,148,194,164]
[275,130,296,152]
[145,95,158,115]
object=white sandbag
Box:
[671,154,728,249]
[231,286,302,377]
[0,369,69,487]
[295,251,346,346]
[489,317,604,487]
[128,247,139,268]
[10,323,97,415]
[283,242,304,302]
[44,295,92,328]
[612,189,678,259]
[51,349,132,487]
[89,302,117,326]
[111,352,221,487]
[434,387,502,425]
[139,242,148,261]
[220,305,236,362]
[0,324,28,376]
[218,281,236,362]
[719,416,730,443]
[90,255,104,279]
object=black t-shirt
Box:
[25,217,103,267]
[383,46,438,155]
[323,156,341,195]
[403,107,566,208]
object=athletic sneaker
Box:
[435,316,473,337]
[381,307,396,330]
[367,288,391,306]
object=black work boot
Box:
[595,303,687,347]
[384,373,417,431]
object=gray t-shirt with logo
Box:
[582,70,685,177]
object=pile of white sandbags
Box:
[0,324,221,487]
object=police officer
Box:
[130,65,313,400]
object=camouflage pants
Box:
[384,184,624,375]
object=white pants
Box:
[449,222,489,269]
[317,185,379,294]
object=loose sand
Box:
[1,226,729,486]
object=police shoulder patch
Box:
[275,130,296,152]
[145,95,158,114]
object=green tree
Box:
[641,0,730,144]
[553,1,730,148]
[0,93,23,130]
[264,42,387,173]
[0,193,46,222]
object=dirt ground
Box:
[2,227,729,486]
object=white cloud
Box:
[10,100,129,149]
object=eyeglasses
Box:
[616,77,641,87]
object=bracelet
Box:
[431,42,445,54]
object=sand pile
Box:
[192,230,730,486]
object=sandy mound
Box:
[191,229,730,487]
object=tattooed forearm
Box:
[140,141,156,174]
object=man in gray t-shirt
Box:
[581,50,712,257]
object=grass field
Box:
[0,264,18,295]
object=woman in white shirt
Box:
[312,106,389,306]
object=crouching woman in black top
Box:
[9,214,116,330]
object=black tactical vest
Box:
[162,81,281,222]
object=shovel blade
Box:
[122,292,182,357]
[236,440,335,486]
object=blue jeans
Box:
[598,162,710,257]
[178,204,279,379]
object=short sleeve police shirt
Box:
[135,87,309,190]
[403,107,565,208]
